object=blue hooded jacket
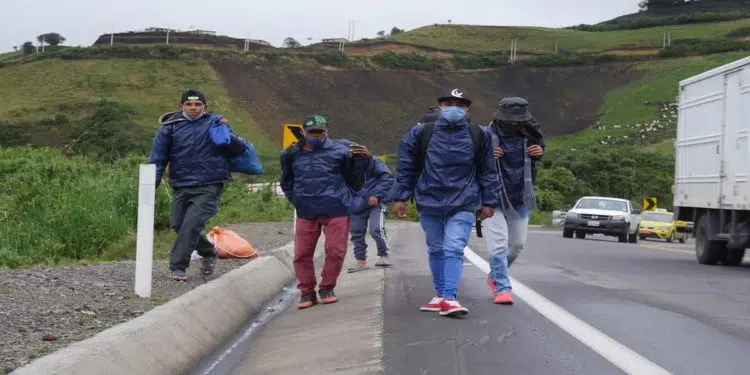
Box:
[391,116,501,216]
[280,138,370,220]
[148,111,239,188]
[349,157,396,215]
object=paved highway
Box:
[198,222,750,375]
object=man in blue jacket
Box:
[347,157,395,273]
[148,89,243,282]
[391,89,501,317]
[280,115,371,309]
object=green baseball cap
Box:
[303,114,328,131]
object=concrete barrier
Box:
[11,241,308,375]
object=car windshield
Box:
[642,212,673,223]
[575,198,628,212]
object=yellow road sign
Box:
[282,124,303,148]
[642,197,657,211]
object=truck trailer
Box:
[674,55,750,266]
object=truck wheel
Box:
[628,228,639,243]
[721,248,746,267]
[695,215,726,265]
[576,231,586,239]
[563,229,573,238]
[666,231,675,243]
[618,233,627,243]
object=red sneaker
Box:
[486,276,496,295]
[439,299,469,317]
[493,292,514,305]
[419,296,444,312]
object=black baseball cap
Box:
[181,89,207,104]
[437,88,471,106]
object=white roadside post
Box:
[135,164,156,298]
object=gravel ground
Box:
[0,222,293,374]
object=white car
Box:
[560,196,641,243]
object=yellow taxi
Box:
[638,208,687,243]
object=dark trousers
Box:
[169,183,223,272]
[350,204,389,261]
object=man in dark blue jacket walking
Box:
[347,157,395,273]
[280,115,372,309]
[391,89,501,317]
[148,89,242,281]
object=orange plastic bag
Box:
[207,226,259,259]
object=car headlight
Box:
[612,215,626,221]
[566,212,578,218]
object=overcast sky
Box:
[1,0,641,52]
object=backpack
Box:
[282,139,367,192]
[414,121,485,176]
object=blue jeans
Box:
[350,204,389,260]
[483,210,529,293]
[419,211,475,300]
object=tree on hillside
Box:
[283,37,301,48]
[638,0,696,10]
[391,27,404,35]
[377,30,386,39]
[37,32,66,46]
[21,41,35,54]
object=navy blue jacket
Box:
[280,139,370,220]
[148,112,238,188]
[350,157,396,215]
[391,117,501,216]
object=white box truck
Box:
[674,55,750,266]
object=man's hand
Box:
[368,196,379,207]
[527,144,543,157]
[219,118,229,125]
[350,142,372,157]
[478,206,495,220]
[493,146,504,158]
[393,201,406,218]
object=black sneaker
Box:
[319,288,338,304]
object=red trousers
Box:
[293,215,351,295]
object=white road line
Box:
[463,246,673,375]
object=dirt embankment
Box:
[211,62,646,154]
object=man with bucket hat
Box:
[391,88,500,317]
[481,96,545,305]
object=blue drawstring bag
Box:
[208,116,263,175]
[209,116,232,146]
[229,140,264,175]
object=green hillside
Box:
[0,58,278,173]
[384,18,750,53]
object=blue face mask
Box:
[306,138,325,149]
[441,106,467,123]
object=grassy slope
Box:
[0,58,278,173]
[386,19,750,53]
[547,51,750,151]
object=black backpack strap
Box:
[416,122,435,175]
[467,124,484,173]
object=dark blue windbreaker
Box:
[391,117,501,216]
[148,112,238,188]
[280,138,370,219]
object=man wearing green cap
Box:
[280,114,372,309]
[148,89,243,281]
